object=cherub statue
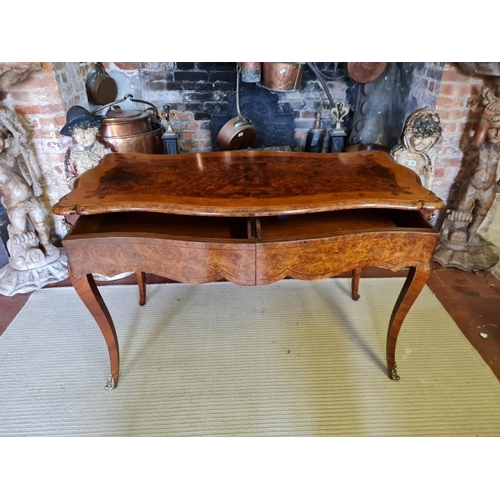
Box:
[445,87,500,246]
[0,106,58,269]
[433,86,500,271]
[391,108,442,190]
[60,105,111,189]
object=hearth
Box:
[210,85,295,151]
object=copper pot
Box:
[261,62,305,92]
[92,94,164,154]
[346,62,387,83]
[217,64,256,151]
[241,62,261,83]
[99,108,153,137]
[99,122,165,154]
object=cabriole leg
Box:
[386,267,430,381]
[71,272,120,389]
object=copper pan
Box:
[217,64,256,151]
[86,63,118,105]
[347,62,387,83]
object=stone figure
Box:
[60,105,130,283]
[60,105,111,189]
[0,62,42,88]
[433,86,500,271]
[391,108,442,190]
[0,106,68,295]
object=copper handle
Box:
[92,94,159,121]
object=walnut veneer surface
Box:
[53,150,443,216]
[52,151,444,389]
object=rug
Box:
[1,278,499,436]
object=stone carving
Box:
[434,86,500,271]
[391,108,442,190]
[60,105,111,189]
[0,62,42,88]
[60,105,131,282]
[0,106,68,296]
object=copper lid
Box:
[102,108,150,124]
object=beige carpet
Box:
[1,278,499,436]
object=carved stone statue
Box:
[60,105,111,189]
[0,106,68,296]
[433,86,500,271]
[0,62,42,88]
[391,108,442,190]
[60,105,130,282]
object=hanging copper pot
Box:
[261,62,305,92]
[346,62,387,84]
[241,62,261,83]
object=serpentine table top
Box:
[52,150,443,217]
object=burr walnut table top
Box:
[52,150,444,217]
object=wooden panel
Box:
[256,210,439,285]
[256,232,439,284]
[64,213,256,285]
[65,236,256,285]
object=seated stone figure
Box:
[60,106,111,189]
[0,107,59,271]
[391,108,442,190]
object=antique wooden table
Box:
[52,150,444,389]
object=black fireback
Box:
[210,85,295,151]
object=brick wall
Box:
[99,62,348,153]
[405,62,444,116]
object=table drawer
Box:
[64,212,256,285]
[255,209,439,284]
